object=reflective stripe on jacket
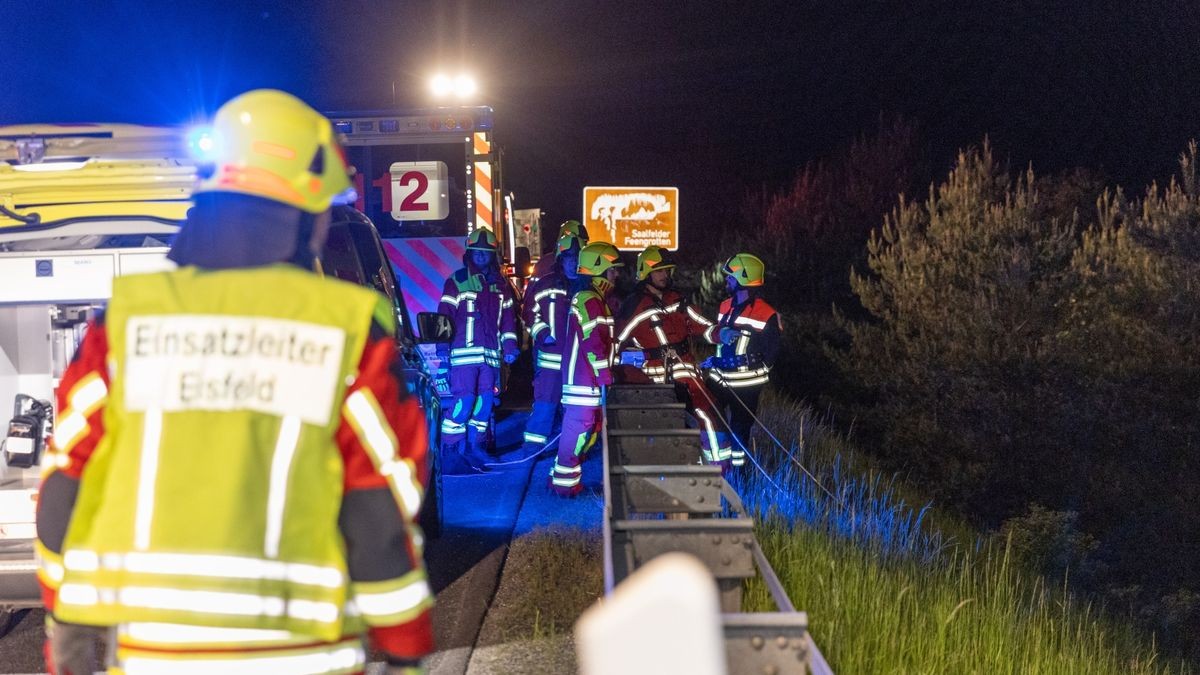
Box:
[522,270,570,371]
[705,297,783,388]
[44,265,432,648]
[438,268,518,367]
[616,286,712,381]
[561,284,615,407]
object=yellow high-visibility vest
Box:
[54,264,394,641]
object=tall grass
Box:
[738,391,1191,674]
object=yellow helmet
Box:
[559,219,589,243]
[636,245,676,280]
[466,227,499,251]
[722,253,765,287]
[195,89,353,214]
[556,232,583,255]
[578,241,623,276]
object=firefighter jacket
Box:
[616,285,713,381]
[561,279,616,407]
[704,296,783,388]
[35,264,433,666]
[438,267,518,368]
[522,269,571,372]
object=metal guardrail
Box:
[600,384,834,675]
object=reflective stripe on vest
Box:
[713,298,774,384]
[117,634,367,674]
[54,265,387,641]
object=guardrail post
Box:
[611,519,756,612]
[610,465,723,519]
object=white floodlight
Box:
[430,74,454,98]
[454,74,478,98]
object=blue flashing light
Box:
[334,121,353,134]
[186,126,216,161]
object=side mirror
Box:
[514,246,532,279]
[416,312,456,344]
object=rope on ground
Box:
[678,365,790,496]
[486,432,563,467]
[704,368,845,510]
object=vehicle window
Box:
[348,223,390,296]
[347,221,411,335]
[319,223,367,285]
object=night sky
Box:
[3,1,1200,246]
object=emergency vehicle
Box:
[0,122,455,635]
[330,106,530,425]
[330,105,530,288]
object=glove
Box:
[719,327,740,346]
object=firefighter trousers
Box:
[524,361,563,448]
[441,363,497,451]
[672,372,733,466]
[551,403,600,496]
[634,358,733,468]
[714,381,763,467]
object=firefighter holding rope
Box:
[703,253,783,468]
[616,245,733,471]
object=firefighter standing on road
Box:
[551,241,622,496]
[704,253,783,468]
[519,232,583,457]
[35,90,433,674]
[616,246,733,470]
[437,227,519,473]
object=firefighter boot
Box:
[463,436,494,473]
[441,438,485,475]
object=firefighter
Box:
[530,219,589,282]
[519,231,583,457]
[437,227,519,473]
[550,241,622,496]
[34,90,432,674]
[703,253,783,468]
[616,246,733,470]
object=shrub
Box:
[835,139,1200,658]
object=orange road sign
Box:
[582,187,678,251]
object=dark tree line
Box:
[701,129,1200,660]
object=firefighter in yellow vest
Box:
[35,90,433,674]
[703,253,783,468]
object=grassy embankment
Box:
[740,390,1192,674]
[482,389,1190,673]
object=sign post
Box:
[582,187,679,251]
